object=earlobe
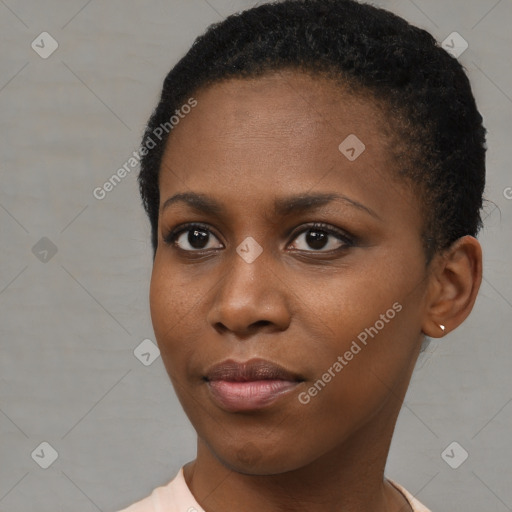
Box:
[421,236,482,338]
[422,322,448,338]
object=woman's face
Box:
[150,70,431,474]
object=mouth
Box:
[204,358,304,412]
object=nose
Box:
[206,243,291,337]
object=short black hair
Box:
[138,0,487,265]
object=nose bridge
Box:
[220,234,270,304]
[208,234,289,334]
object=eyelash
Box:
[163,222,355,254]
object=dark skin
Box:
[149,70,482,512]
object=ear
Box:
[421,235,483,338]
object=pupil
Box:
[306,230,327,250]
[189,229,209,248]
[186,228,329,250]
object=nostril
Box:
[250,320,272,329]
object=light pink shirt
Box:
[117,467,432,512]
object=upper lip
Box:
[204,358,303,382]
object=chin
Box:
[211,440,311,476]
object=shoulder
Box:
[387,478,433,512]
[116,467,202,512]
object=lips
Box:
[204,358,303,412]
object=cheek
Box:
[299,263,404,349]
[149,254,200,328]
[149,261,191,358]
[149,267,173,339]
[149,258,214,375]
[298,253,423,394]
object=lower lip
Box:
[207,379,300,412]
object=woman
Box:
[118,0,486,510]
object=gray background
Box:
[0,0,511,511]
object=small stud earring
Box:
[440,324,445,331]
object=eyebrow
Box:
[161,191,381,220]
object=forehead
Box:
[175,70,390,147]
[158,70,417,227]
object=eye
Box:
[288,222,353,252]
[163,221,353,254]
[164,223,223,252]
